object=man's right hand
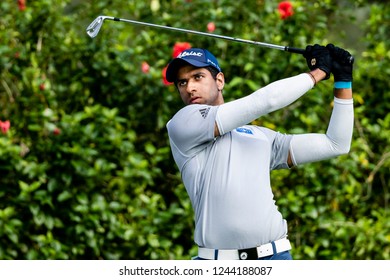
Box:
[303,44,332,80]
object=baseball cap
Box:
[166,48,222,82]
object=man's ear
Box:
[216,72,225,91]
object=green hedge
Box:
[0,0,389,259]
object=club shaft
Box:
[87,16,354,64]
[106,16,305,54]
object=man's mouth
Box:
[190,97,201,104]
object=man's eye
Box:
[178,81,187,86]
[194,74,203,80]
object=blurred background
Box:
[0,0,389,260]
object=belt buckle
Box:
[238,247,258,260]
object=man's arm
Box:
[214,73,314,137]
[214,44,332,137]
[288,45,354,166]
[287,93,353,166]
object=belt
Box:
[197,238,291,260]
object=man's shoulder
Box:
[168,104,217,125]
[176,104,213,116]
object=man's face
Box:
[176,65,224,106]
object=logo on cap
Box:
[207,58,219,70]
[178,51,203,58]
[166,48,221,82]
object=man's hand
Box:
[326,44,354,82]
[303,44,332,80]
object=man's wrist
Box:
[308,69,327,84]
[334,88,352,99]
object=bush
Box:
[0,0,388,259]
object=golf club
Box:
[86,15,354,63]
[86,15,305,54]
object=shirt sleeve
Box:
[258,127,293,170]
[215,73,314,135]
[167,104,218,159]
[289,97,353,165]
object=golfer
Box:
[165,44,354,260]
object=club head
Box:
[86,16,106,38]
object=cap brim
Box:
[166,58,210,83]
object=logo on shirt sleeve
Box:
[236,127,253,135]
[199,107,211,119]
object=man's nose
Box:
[186,80,196,94]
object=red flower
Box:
[207,22,216,33]
[39,83,45,91]
[172,42,192,58]
[0,120,11,134]
[18,0,26,11]
[141,61,150,73]
[162,66,173,86]
[53,127,61,135]
[278,1,294,20]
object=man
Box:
[165,44,354,260]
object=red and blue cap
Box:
[166,48,222,82]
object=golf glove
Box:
[326,44,353,82]
[304,44,332,80]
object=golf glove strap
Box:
[289,97,354,165]
[216,73,314,135]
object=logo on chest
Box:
[199,107,211,119]
[235,127,253,135]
